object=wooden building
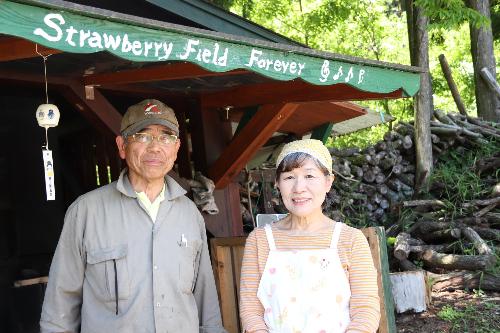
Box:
[0,0,420,331]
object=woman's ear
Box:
[326,174,334,191]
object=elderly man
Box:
[40,99,226,333]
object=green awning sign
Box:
[0,1,420,96]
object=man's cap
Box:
[120,99,179,137]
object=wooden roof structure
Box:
[0,0,421,189]
[0,1,422,221]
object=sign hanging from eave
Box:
[0,1,420,96]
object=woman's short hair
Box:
[276,152,330,180]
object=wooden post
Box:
[438,54,467,116]
[210,237,247,333]
[311,122,334,144]
[361,227,396,333]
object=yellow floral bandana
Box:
[276,139,332,174]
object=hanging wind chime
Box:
[34,44,59,201]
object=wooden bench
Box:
[210,227,396,333]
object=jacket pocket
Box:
[179,239,202,294]
[86,244,130,302]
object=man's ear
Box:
[116,136,126,159]
[174,138,181,154]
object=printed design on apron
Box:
[257,223,351,333]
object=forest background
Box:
[211,0,499,148]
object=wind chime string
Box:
[35,44,54,149]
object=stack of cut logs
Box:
[389,111,499,292]
[325,125,416,224]
[324,111,499,227]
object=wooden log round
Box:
[394,232,412,260]
[363,170,376,183]
[392,164,403,175]
[402,135,413,149]
[359,183,377,196]
[377,184,389,195]
[375,141,387,152]
[374,173,386,184]
[379,156,397,170]
[380,199,390,210]
[351,165,364,178]
[383,189,401,205]
[396,173,415,187]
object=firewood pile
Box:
[324,125,416,224]
[388,112,500,292]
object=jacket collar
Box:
[116,168,187,200]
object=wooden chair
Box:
[210,227,396,333]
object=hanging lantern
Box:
[34,44,59,201]
[36,103,60,128]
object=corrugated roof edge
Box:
[13,0,423,73]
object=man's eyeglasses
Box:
[130,132,178,145]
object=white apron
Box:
[257,223,351,333]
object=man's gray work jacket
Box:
[40,170,225,333]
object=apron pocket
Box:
[86,244,130,302]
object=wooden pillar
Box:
[188,99,233,174]
[311,122,334,143]
[169,100,192,179]
[189,100,242,237]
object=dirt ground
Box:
[395,290,500,333]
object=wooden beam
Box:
[84,62,249,86]
[233,107,258,136]
[59,82,122,136]
[0,37,62,61]
[201,80,404,109]
[209,103,298,189]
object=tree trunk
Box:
[467,0,500,122]
[407,1,433,191]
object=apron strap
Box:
[264,224,277,251]
[330,222,343,249]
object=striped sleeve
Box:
[343,227,380,333]
[239,230,269,332]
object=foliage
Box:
[429,138,499,218]
[437,302,500,332]
[215,0,499,146]
[414,0,490,30]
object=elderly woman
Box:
[239,139,380,333]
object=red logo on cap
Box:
[144,103,160,113]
